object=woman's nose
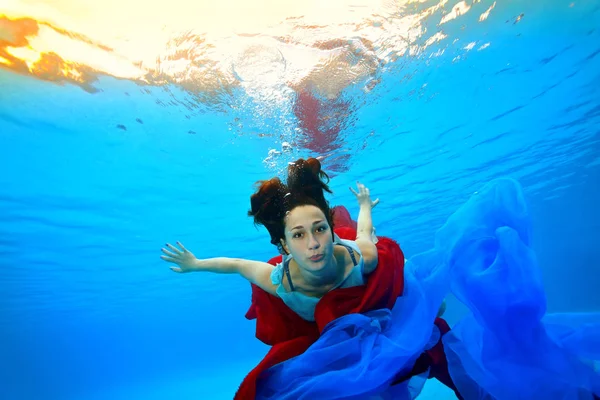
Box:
[308,235,320,249]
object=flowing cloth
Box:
[238,179,600,399]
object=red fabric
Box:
[394,318,463,399]
[235,206,457,399]
[331,205,357,230]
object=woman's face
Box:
[281,205,334,271]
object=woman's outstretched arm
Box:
[350,181,380,274]
[160,242,278,295]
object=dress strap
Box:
[283,259,295,291]
[336,243,358,266]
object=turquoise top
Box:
[270,234,366,321]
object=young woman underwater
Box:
[160,157,382,322]
[160,157,600,400]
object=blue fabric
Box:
[255,178,600,400]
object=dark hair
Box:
[248,158,335,252]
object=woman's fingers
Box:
[351,183,377,207]
[166,243,182,255]
[161,242,190,269]
[161,248,178,258]
[160,254,178,263]
[176,241,188,253]
[351,183,366,194]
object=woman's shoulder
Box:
[270,260,285,286]
[272,257,299,294]
[333,241,362,276]
[335,237,362,257]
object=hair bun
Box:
[248,177,286,226]
[305,157,322,175]
[248,157,335,248]
[287,157,332,195]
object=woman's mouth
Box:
[309,254,324,262]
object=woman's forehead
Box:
[285,205,326,225]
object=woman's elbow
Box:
[362,254,379,275]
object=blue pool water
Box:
[1,0,599,399]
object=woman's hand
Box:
[160,242,199,273]
[350,181,380,209]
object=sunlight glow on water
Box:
[2,0,496,98]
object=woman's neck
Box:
[293,253,342,289]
